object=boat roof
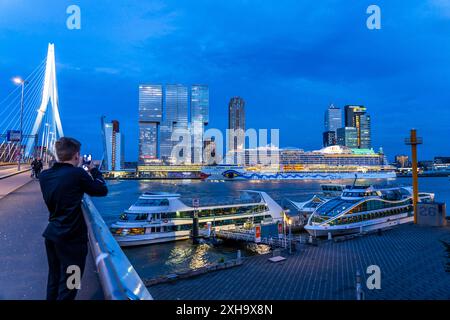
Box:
[126,190,266,213]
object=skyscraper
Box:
[138,84,209,164]
[138,85,163,163]
[324,104,342,133]
[191,85,209,163]
[227,97,245,164]
[323,104,341,147]
[344,105,371,149]
[161,84,189,162]
[337,127,358,148]
[102,117,124,171]
[359,114,371,149]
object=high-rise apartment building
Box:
[227,97,246,165]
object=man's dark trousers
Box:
[44,239,88,300]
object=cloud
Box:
[94,67,120,75]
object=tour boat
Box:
[304,185,434,237]
[110,190,283,246]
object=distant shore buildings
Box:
[323,104,372,149]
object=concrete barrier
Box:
[417,202,447,227]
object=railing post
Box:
[356,270,365,300]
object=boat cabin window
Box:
[119,213,149,221]
[134,198,170,207]
[381,190,402,201]
[342,191,378,198]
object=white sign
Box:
[192,198,200,208]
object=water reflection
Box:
[188,243,212,270]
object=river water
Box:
[92,177,449,279]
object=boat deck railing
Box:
[81,195,153,300]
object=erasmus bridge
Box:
[0,44,152,300]
[0,44,63,167]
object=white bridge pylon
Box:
[25,43,64,156]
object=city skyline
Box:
[0,1,449,161]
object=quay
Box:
[149,223,450,300]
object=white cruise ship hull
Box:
[203,170,396,181]
[305,213,413,237]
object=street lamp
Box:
[12,77,28,171]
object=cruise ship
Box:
[110,190,283,246]
[304,185,434,237]
[201,146,396,181]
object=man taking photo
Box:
[39,137,108,300]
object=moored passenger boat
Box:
[110,190,283,246]
[304,185,434,237]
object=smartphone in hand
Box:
[82,154,92,171]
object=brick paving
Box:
[149,224,450,300]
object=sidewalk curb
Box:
[0,168,31,180]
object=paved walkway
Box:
[0,181,103,300]
[149,224,450,300]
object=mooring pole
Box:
[405,129,422,224]
[192,198,200,244]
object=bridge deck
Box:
[150,223,450,300]
[0,178,103,300]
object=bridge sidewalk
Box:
[0,181,104,300]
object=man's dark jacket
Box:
[39,163,108,243]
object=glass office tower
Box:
[139,84,209,164]
[138,85,162,163]
[161,84,189,163]
[337,127,358,148]
[191,85,209,163]
[359,114,371,149]
[324,104,342,133]
[344,105,371,149]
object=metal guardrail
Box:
[81,195,153,300]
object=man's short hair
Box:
[55,137,81,162]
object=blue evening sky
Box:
[0,0,449,161]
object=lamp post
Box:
[405,129,423,224]
[13,77,28,171]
